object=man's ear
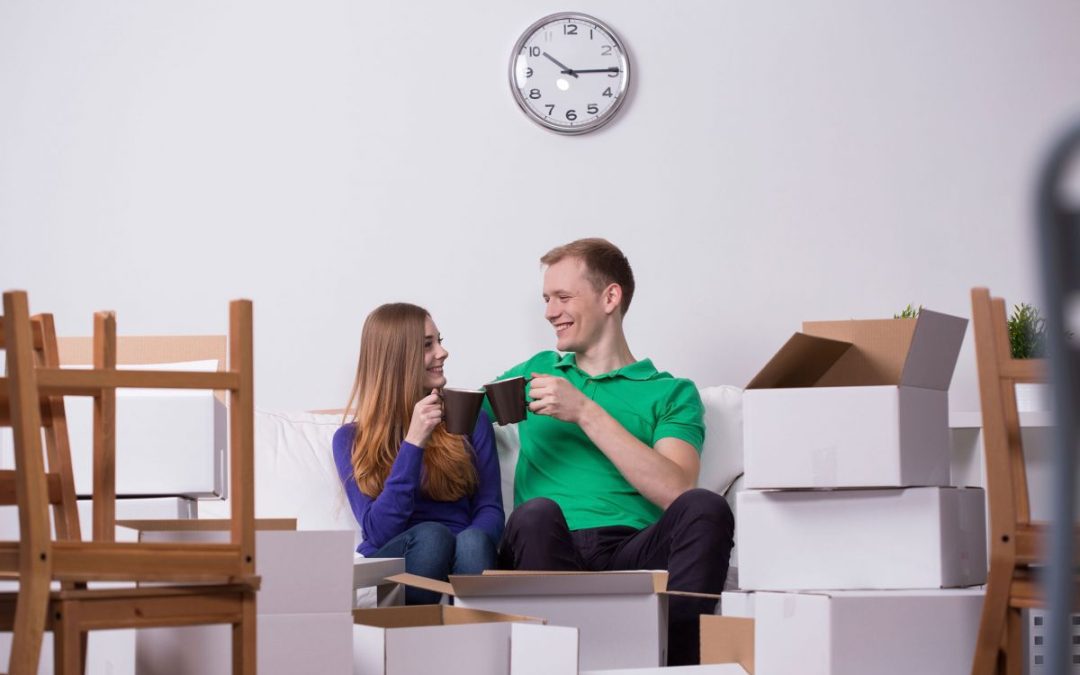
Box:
[602,283,622,316]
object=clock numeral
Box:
[608,69,619,78]
[602,87,613,98]
[528,46,541,57]
[529,88,542,100]
[544,31,552,42]
[601,45,613,56]
[589,28,594,40]
[563,23,578,35]
[525,67,534,78]
[545,104,555,116]
[566,109,577,121]
[587,104,599,115]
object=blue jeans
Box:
[371,522,497,605]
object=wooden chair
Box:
[0,290,259,675]
[969,287,1080,675]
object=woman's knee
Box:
[404,521,455,555]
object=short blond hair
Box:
[541,238,635,315]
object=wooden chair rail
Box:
[0,471,63,505]
[35,368,241,395]
[0,319,44,351]
[0,542,252,582]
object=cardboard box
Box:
[133,526,353,614]
[719,591,754,618]
[391,571,690,671]
[354,555,406,608]
[743,310,967,489]
[352,605,578,675]
[700,615,754,674]
[753,589,984,675]
[0,629,136,675]
[582,667,749,675]
[738,487,986,590]
[137,611,352,675]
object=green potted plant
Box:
[893,304,922,319]
[1007,302,1048,411]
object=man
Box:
[491,238,734,666]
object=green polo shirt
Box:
[487,351,705,531]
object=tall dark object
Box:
[1036,119,1080,675]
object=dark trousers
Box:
[497,488,735,666]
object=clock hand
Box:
[542,51,578,78]
[562,68,621,74]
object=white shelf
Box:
[949,410,1055,429]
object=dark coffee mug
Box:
[441,388,485,435]
[484,376,528,426]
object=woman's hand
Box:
[404,389,443,448]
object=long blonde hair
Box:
[343,303,477,501]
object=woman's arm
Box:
[466,411,506,542]
[332,425,423,551]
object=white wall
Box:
[2,1,1079,412]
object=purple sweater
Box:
[332,410,505,556]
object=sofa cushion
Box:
[200,409,360,547]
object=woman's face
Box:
[422,315,448,390]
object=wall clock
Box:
[509,12,631,135]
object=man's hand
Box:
[528,373,593,424]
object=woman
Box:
[332,303,504,605]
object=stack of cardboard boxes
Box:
[727,310,988,675]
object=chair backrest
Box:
[970,287,1048,540]
[0,307,82,545]
[2,290,256,576]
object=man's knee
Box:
[506,497,566,532]
[668,488,734,535]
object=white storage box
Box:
[395,571,676,671]
[754,589,984,675]
[738,487,986,590]
[582,667,749,675]
[352,605,578,675]
[137,611,353,675]
[744,310,966,489]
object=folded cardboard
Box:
[738,487,986,590]
[743,310,967,489]
[352,605,577,675]
[581,666,749,675]
[354,555,406,608]
[753,589,984,675]
[389,571,692,671]
[137,611,352,675]
[700,615,754,674]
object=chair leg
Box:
[1005,607,1023,675]
[232,592,257,675]
[972,564,1013,675]
[53,602,84,675]
[9,572,50,675]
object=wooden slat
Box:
[58,592,247,631]
[0,392,55,427]
[93,311,117,543]
[230,299,256,578]
[999,358,1047,383]
[0,471,63,505]
[3,290,54,673]
[35,368,241,394]
[0,317,45,351]
[0,542,250,582]
[115,518,296,532]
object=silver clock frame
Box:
[508,12,632,135]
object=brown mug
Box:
[484,376,528,426]
[441,388,486,435]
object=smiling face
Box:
[542,257,613,353]
[422,315,448,390]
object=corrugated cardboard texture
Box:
[700,615,754,673]
[352,605,538,629]
[745,333,852,389]
[58,335,226,370]
[803,318,916,386]
[451,571,656,597]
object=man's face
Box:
[542,257,608,353]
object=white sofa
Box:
[200,385,746,584]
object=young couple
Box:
[331,238,734,665]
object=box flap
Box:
[802,318,914,386]
[700,615,754,674]
[898,310,968,390]
[352,604,543,629]
[450,571,657,597]
[386,572,455,597]
[745,333,853,389]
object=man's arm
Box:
[528,374,700,509]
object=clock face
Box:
[509,13,631,135]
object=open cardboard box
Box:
[388,570,718,671]
[743,310,967,489]
[352,605,579,675]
